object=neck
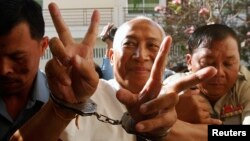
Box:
[2,90,30,120]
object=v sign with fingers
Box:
[45,3,100,104]
[117,35,218,139]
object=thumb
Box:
[116,88,137,108]
[209,118,223,125]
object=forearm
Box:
[10,99,76,141]
[165,120,208,141]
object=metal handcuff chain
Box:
[92,112,121,125]
[50,93,121,125]
[50,93,167,140]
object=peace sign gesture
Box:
[45,3,100,103]
[117,35,217,139]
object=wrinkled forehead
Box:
[113,18,165,49]
[125,18,164,36]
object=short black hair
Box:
[187,24,240,54]
[0,0,45,40]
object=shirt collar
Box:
[238,65,249,81]
[26,70,50,108]
[0,70,50,121]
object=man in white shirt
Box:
[10,2,219,141]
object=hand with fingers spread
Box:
[117,64,220,140]
[45,3,100,104]
[100,23,116,42]
[8,2,101,141]
[116,36,173,139]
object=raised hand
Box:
[45,3,100,104]
[116,36,173,135]
[117,35,218,136]
[99,23,114,42]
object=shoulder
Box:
[234,66,250,102]
[235,66,250,90]
[239,66,250,81]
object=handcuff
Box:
[121,112,168,141]
[50,93,168,140]
[50,93,97,116]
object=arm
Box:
[166,120,208,141]
[10,100,75,141]
[116,35,218,140]
[10,2,100,141]
[100,23,114,80]
[101,57,113,80]
[99,23,114,59]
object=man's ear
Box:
[185,54,192,71]
[40,36,49,56]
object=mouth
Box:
[129,66,150,72]
[0,79,19,87]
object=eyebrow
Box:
[226,55,237,60]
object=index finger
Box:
[166,66,217,93]
[140,67,217,114]
[139,36,172,101]
[48,3,74,45]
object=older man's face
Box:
[112,19,164,93]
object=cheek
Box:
[17,60,32,74]
[226,69,238,86]
[113,54,127,77]
[17,56,39,75]
[117,55,130,73]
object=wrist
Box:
[50,93,97,116]
[121,112,168,141]
[49,99,76,121]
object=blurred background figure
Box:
[99,23,117,80]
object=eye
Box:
[10,54,26,62]
[224,61,234,67]
[147,42,160,52]
[123,40,137,49]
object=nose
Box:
[132,44,149,61]
[215,64,225,77]
[0,59,14,75]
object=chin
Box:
[207,91,226,100]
